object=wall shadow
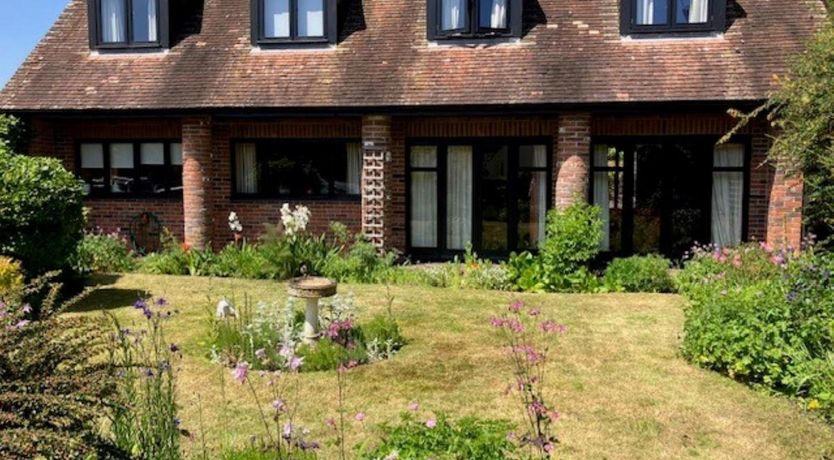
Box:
[69,288,152,313]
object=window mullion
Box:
[125,0,133,45]
[290,0,297,40]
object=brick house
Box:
[0,0,824,259]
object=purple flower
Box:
[540,320,567,334]
[173,417,181,427]
[408,402,420,412]
[232,362,250,384]
[508,300,524,314]
[133,299,147,309]
[155,298,168,306]
[272,399,286,413]
[543,442,555,453]
[282,422,293,439]
[354,412,366,422]
[279,344,294,358]
[169,343,180,353]
[21,304,32,314]
[10,320,29,330]
[289,356,304,372]
[489,317,506,328]
[142,307,153,319]
[144,368,155,378]
[425,417,437,429]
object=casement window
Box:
[232,140,362,199]
[408,139,551,257]
[590,137,748,259]
[88,0,169,50]
[620,0,726,36]
[251,0,338,46]
[427,0,523,40]
[78,141,183,196]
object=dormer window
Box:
[427,0,522,41]
[621,0,726,36]
[251,0,338,47]
[88,0,169,50]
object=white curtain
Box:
[146,0,158,41]
[346,142,362,195]
[140,143,164,165]
[411,172,438,248]
[81,144,104,168]
[441,0,465,31]
[593,145,611,251]
[298,0,324,37]
[265,0,290,37]
[711,144,744,248]
[688,0,709,23]
[101,0,126,43]
[530,146,547,247]
[636,0,655,25]
[170,143,183,165]
[235,143,258,194]
[488,0,507,28]
[446,146,473,250]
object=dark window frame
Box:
[87,0,169,51]
[250,0,338,47]
[230,138,362,201]
[406,137,553,260]
[426,0,523,41]
[76,139,183,199]
[589,135,750,258]
[620,0,726,37]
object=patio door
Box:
[408,139,551,258]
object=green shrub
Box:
[0,151,85,275]
[139,232,217,277]
[362,313,405,351]
[0,256,24,302]
[679,244,834,419]
[507,201,603,293]
[321,233,397,284]
[213,243,274,279]
[0,273,127,459]
[297,338,369,372]
[71,230,136,275]
[604,255,674,293]
[358,413,516,460]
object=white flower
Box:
[280,204,311,236]
[228,211,243,233]
[216,299,238,319]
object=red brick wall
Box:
[555,112,591,209]
[182,117,212,248]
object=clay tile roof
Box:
[0,0,827,111]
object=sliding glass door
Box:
[592,137,749,259]
[408,139,551,258]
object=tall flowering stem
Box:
[490,300,565,458]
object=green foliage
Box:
[139,232,218,277]
[108,298,182,460]
[0,256,24,302]
[71,230,137,275]
[362,313,405,351]
[0,151,85,275]
[679,244,834,419]
[507,201,603,292]
[604,255,675,293]
[0,115,32,155]
[358,413,517,460]
[726,14,834,248]
[297,338,368,372]
[321,229,397,284]
[0,273,126,459]
[220,446,317,460]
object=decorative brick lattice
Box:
[361,116,391,248]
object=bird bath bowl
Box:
[288,276,338,344]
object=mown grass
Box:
[72,274,834,459]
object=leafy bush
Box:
[139,232,218,277]
[507,201,603,292]
[358,413,516,460]
[0,273,127,459]
[0,256,24,302]
[213,242,274,279]
[297,338,369,372]
[0,151,85,275]
[362,313,405,351]
[321,227,397,284]
[71,230,137,275]
[679,244,834,419]
[604,255,674,293]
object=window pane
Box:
[518,170,547,250]
[110,143,134,194]
[441,0,467,31]
[676,0,709,24]
[170,143,183,165]
[169,143,183,193]
[714,143,744,168]
[264,0,290,38]
[298,0,325,37]
[410,146,437,168]
[101,0,127,43]
[446,146,473,250]
[635,0,669,25]
[481,145,509,252]
[255,141,352,197]
[520,145,547,168]
[138,143,166,194]
[479,0,507,29]
[712,171,744,247]
[132,0,158,42]
[344,143,362,195]
[80,144,105,195]
[411,172,438,248]
[235,143,258,194]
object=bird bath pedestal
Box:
[288,276,338,344]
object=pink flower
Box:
[508,300,524,314]
[732,256,742,268]
[540,320,567,334]
[289,356,304,371]
[272,399,286,413]
[408,402,420,412]
[354,412,366,422]
[543,442,554,453]
[325,418,337,429]
[528,308,541,317]
[425,417,437,429]
[489,317,506,328]
[547,410,560,422]
[279,344,294,358]
[507,318,524,333]
[232,362,249,384]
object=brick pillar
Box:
[361,115,390,248]
[182,117,212,249]
[767,166,804,249]
[554,112,591,209]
